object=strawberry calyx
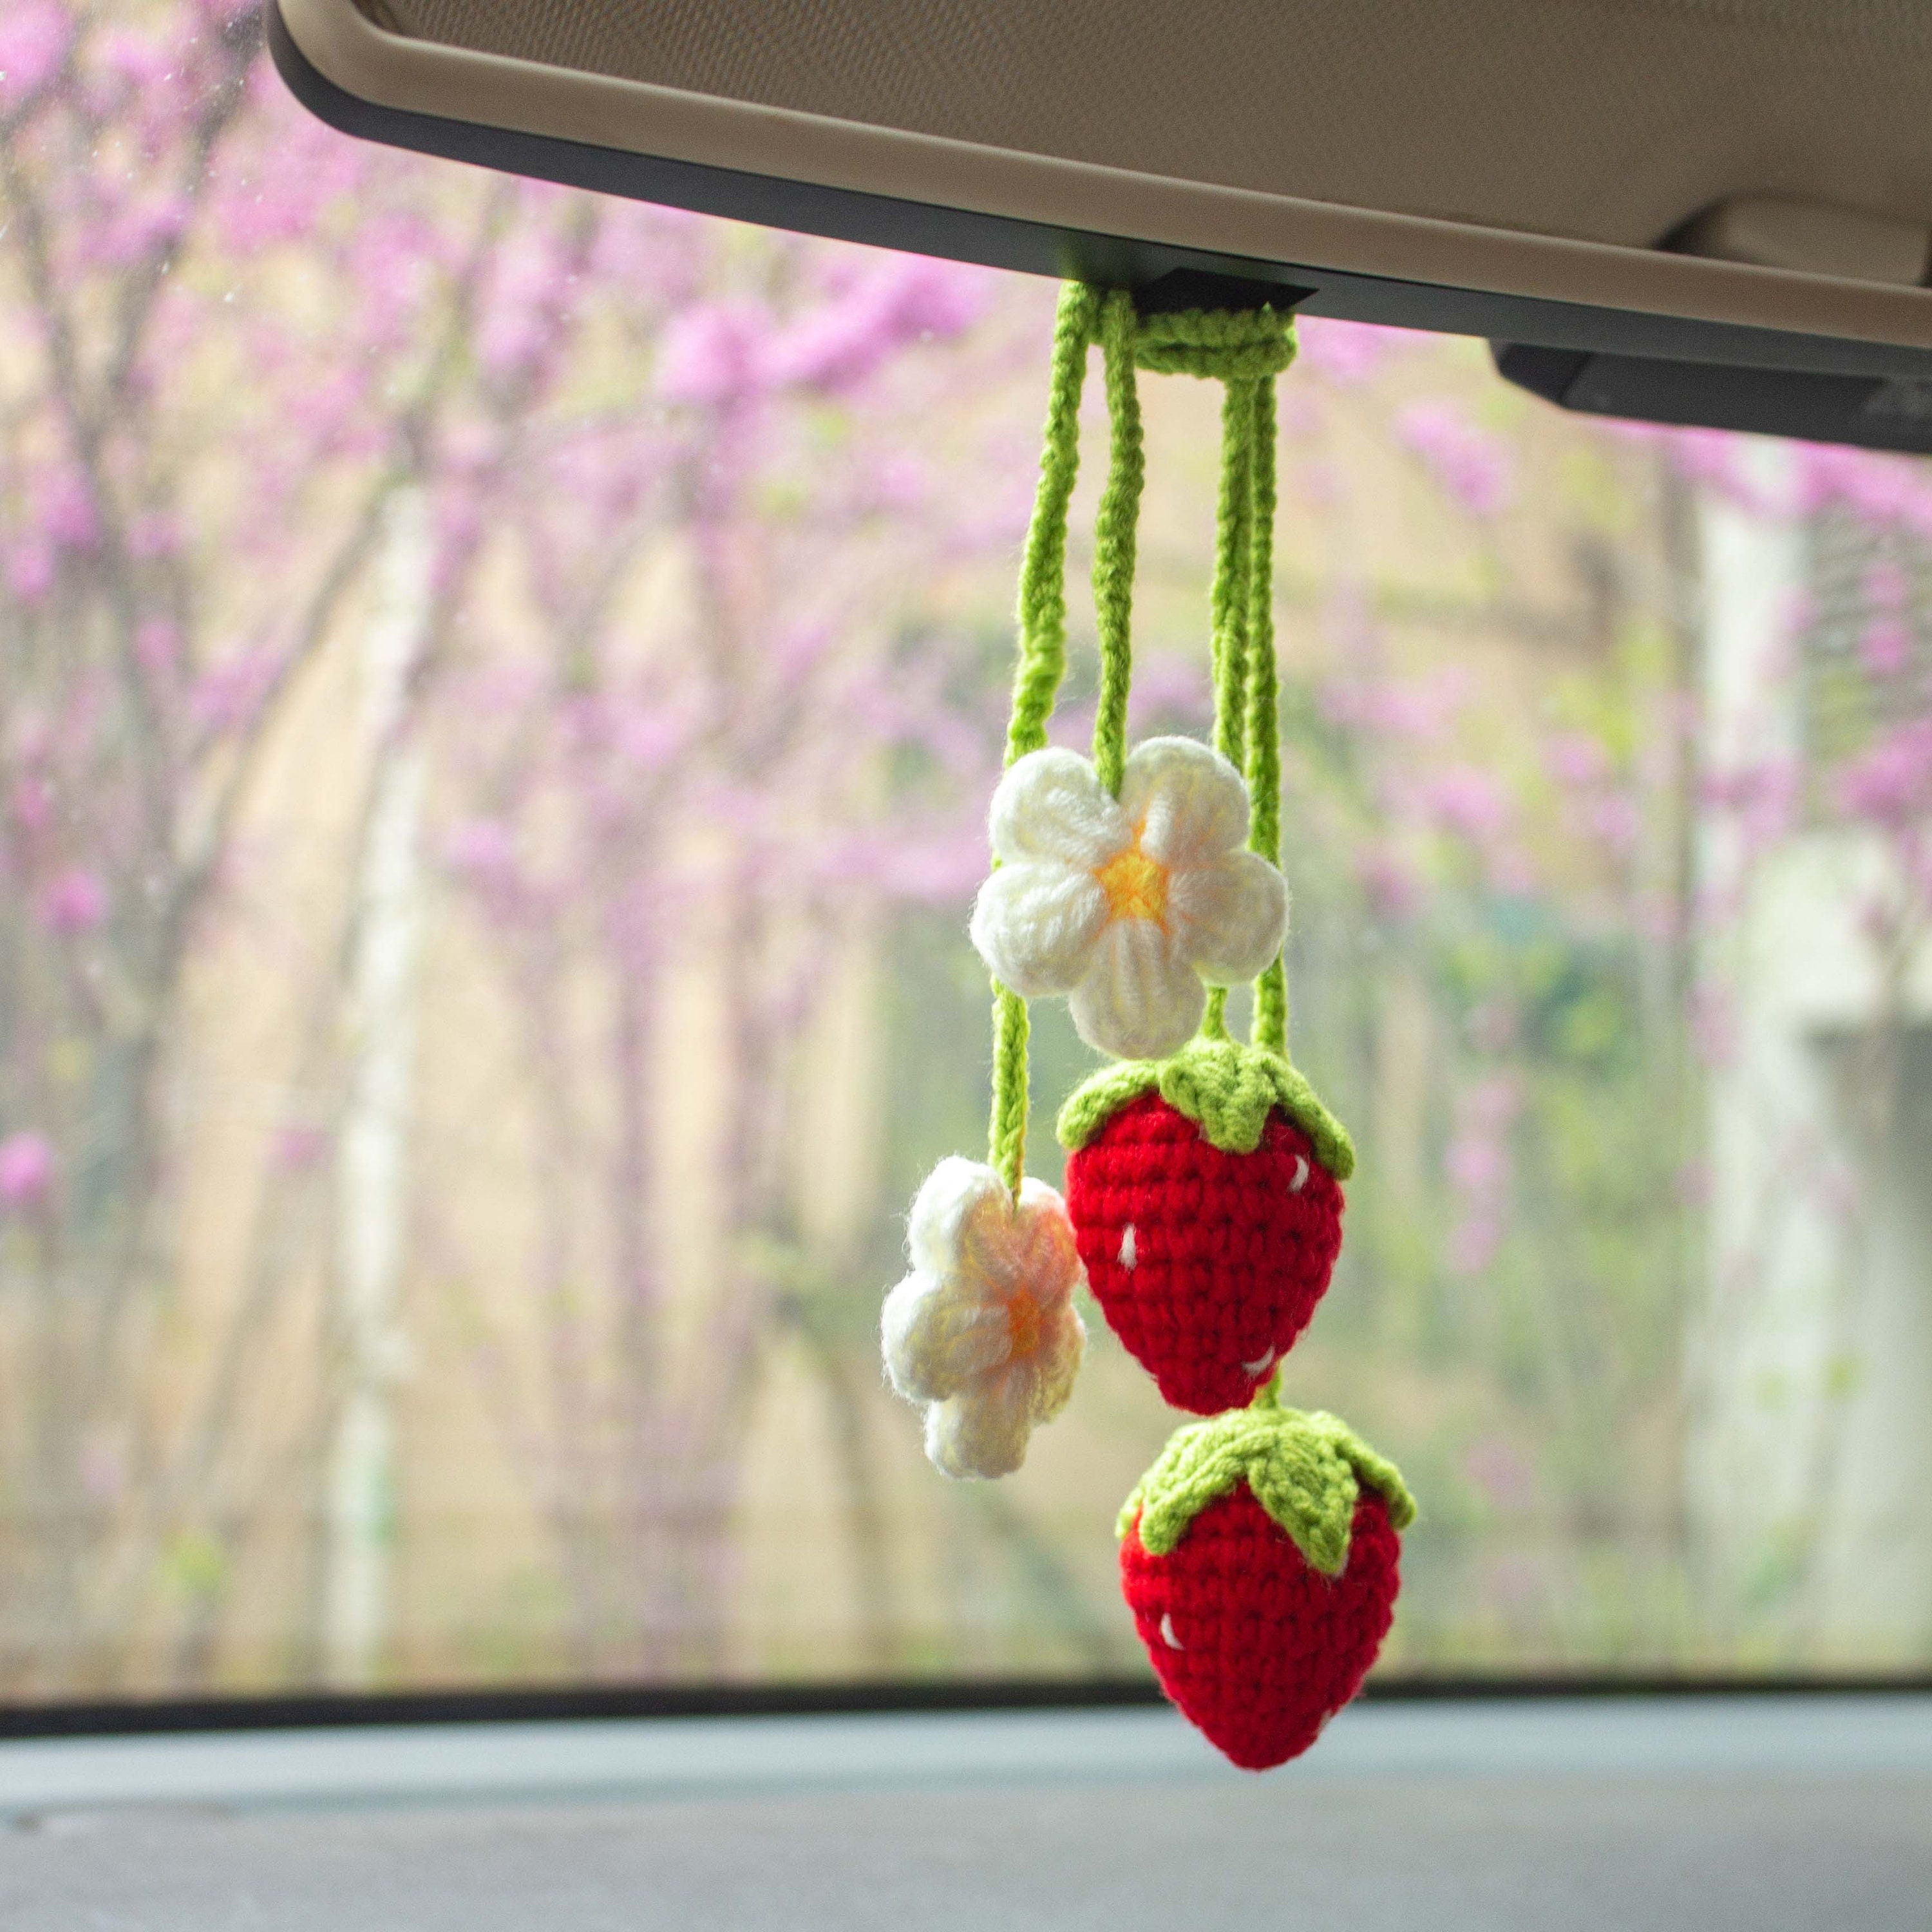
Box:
[1056,1035,1354,1179]
[1117,1376,1414,1574]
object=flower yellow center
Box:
[1094,837,1168,925]
[1006,1293,1041,1360]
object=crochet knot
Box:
[1133,307,1297,381]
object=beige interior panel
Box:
[365,0,1932,252]
[288,0,1932,353]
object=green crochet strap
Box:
[1056,1033,1354,1179]
[1090,290,1144,799]
[990,283,1141,1194]
[1006,281,1101,766]
[1210,376,1256,773]
[1118,1379,1415,1571]
[1202,375,1260,1043]
[993,292,1307,1190]
[1133,305,1298,381]
[1243,371,1286,1055]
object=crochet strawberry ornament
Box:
[879,281,1413,1771]
[1060,1037,1352,1414]
[1119,1378,1415,1769]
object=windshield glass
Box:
[0,1,1927,1700]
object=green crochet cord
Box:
[990,283,1103,1195]
[990,285,1144,1193]
[1089,290,1146,800]
[1119,1374,1416,1571]
[989,289,1302,1197]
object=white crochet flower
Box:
[969,736,1288,1061]
[882,1157,1086,1480]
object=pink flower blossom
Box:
[763,258,986,395]
[1296,318,1405,386]
[12,775,52,835]
[128,512,183,560]
[1688,981,1736,1070]
[1543,730,1611,788]
[1835,719,1932,830]
[1588,791,1642,854]
[1396,401,1513,516]
[1793,444,1932,532]
[0,1132,55,1209]
[1864,559,1909,611]
[189,649,280,734]
[445,817,519,882]
[1356,843,1421,922]
[89,193,191,273]
[0,2,71,112]
[1318,670,1465,744]
[1446,1213,1504,1276]
[858,453,929,515]
[38,867,107,935]
[1859,616,1913,679]
[135,618,179,675]
[37,470,99,551]
[77,1434,126,1503]
[92,26,171,93]
[1462,1436,1535,1511]
[656,301,768,408]
[1444,1074,1521,1276]
[477,229,571,381]
[6,537,57,605]
[1425,764,1513,844]
[272,1124,331,1171]
[1701,757,1801,853]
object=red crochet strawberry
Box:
[1117,1387,1414,1770]
[1059,1037,1353,1413]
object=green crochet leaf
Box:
[1117,1390,1416,1574]
[1055,1035,1355,1179]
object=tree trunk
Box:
[321,489,431,1689]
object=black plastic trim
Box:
[1,1672,1926,1741]
[269,3,1932,388]
[1493,338,1932,453]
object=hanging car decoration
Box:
[880,282,1414,1771]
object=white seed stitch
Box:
[1160,1613,1184,1650]
[1119,1223,1137,1270]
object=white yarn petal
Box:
[952,1179,1026,1299]
[1028,1303,1086,1422]
[905,1154,1006,1282]
[1122,736,1250,870]
[1068,916,1206,1061]
[989,746,1129,869]
[884,1159,1088,1479]
[1012,1176,1083,1309]
[881,1269,1017,1403]
[923,1363,1036,1480]
[969,862,1109,997]
[1168,848,1290,986]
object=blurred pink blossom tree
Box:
[0,0,1026,1690]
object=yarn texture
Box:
[1066,1092,1347,1414]
[970,738,1288,1063]
[1119,1382,1416,1564]
[1119,1383,1411,1770]
[882,1157,1086,1479]
[1057,1033,1354,1176]
[1133,307,1299,382]
[1121,1482,1401,1770]
[873,280,1416,1772]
